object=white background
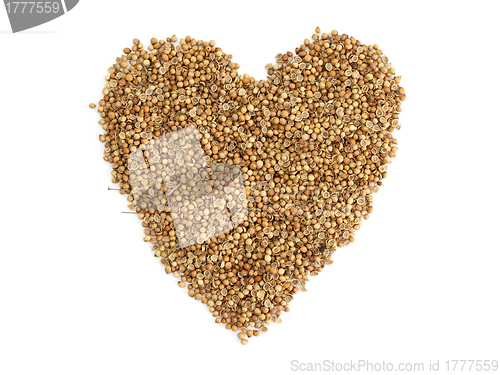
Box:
[1,1,499,374]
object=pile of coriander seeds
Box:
[91,27,405,344]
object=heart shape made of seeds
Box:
[90,27,406,345]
